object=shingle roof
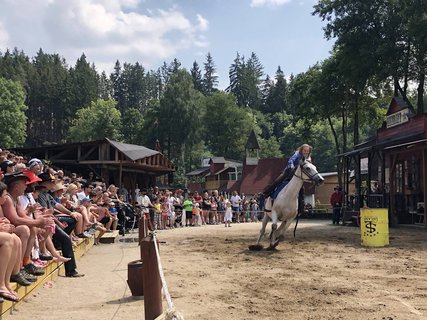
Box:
[107,138,159,161]
[209,157,226,164]
[245,129,260,150]
[186,167,210,176]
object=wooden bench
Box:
[0,234,98,319]
[305,207,332,219]
[100,230,120,244]
[342,210,360,226]
[409,211,425,225]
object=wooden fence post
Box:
[141,236,162,320]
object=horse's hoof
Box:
[248,244,264,251]
[266,245,277,251]
[267,240,280,251]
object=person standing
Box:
[224,201,232,227]
[137,189,154,231]
[230,191,241,223]
[330,186,343,225]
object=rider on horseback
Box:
[263,144,312,199]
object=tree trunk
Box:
[393,77,399,97]
[341,104,347,154]
[417,72,425,115]
[353,93,359,146]
[327,115,342,187]
[403,40,411,96]
[396,80,415,110]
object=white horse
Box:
[249,158,324,251]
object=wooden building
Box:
[342,97,426,227]
[314,172,355,207]
[14,138,175,192]
[186,157,242,193]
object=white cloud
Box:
[0,22,9,48]
[250,0,292,7]
[0,0,209,70]
[196,14,209,31]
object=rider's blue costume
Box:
[271,152,302,199]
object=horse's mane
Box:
[300,156,312,164]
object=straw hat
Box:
[52,182,66,193]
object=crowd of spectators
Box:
[0,148,124,303]
[134,187,265,230]
[0,146,265,304]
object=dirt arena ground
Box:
[9,220,427,320]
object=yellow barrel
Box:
[360,208,389,247]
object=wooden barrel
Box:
[127,260,144,296]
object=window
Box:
[408,159,419,190]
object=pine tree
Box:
[190,61,204,93]
[98,71,111,100]
[202,52,218,96]
[264,66,287,114]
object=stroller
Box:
[117,202,137,235]
[173,204,183,227]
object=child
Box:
[224,201,232,227]
[153,197,161,230]
[161,196,170,229]
[183,197,193,227]
[192,202,201,226]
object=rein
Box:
[292,161,319,238]
[294,163,320,182]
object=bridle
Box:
[294,161,320,183]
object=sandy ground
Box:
[8,220,427,320]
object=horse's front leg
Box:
[249,212,270,251]
[256,212,270,245]
[269,208,278,240]
[276,219,293,242]
[268,219,291,250]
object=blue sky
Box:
[0,0,333,89]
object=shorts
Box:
[99,216,110,225]
[185,211,193,219]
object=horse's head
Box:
[298,159,324,186]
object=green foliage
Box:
[202,53,218,96]
[281,118,335,172]
[313,0,426,113]
[0,77,28,148]
[190,61,204,93]
[121,108,144,144]
[203,92,253,159]
[258,136,282,158]
[68,99,122,142]
[227,52,264,109]
[0,36,424,187]
[263,67,287,114]
[157,70,204,159]
[28,49,69,144]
